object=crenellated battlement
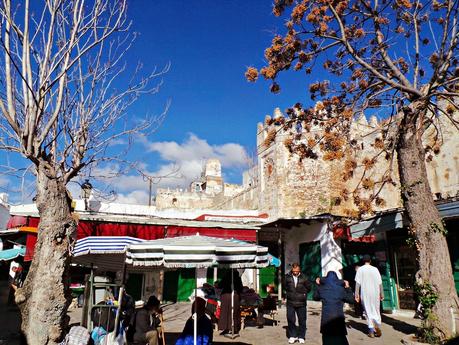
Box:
[256,104,459,219]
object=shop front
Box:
[349,200,459,312]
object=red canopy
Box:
[7,215,257,260]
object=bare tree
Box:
[247,0,459,341]
[0,1,168,343]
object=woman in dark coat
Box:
[314,271,354,345]
[218,270,243,335]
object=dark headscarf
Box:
[321,271,341,286]
[314,271,354,336]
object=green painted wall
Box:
[299,241,322,300]
[259,266,278,298]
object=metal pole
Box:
[231,269,234,337]
[194,268,197,345]
[87,266,94,329]
[121,262,127,286]
[148,179,152,206]
[277,224,282,308]
[255,229,259,293]
[158,269,164,301]
[276,223,282,307]
[113,286,124,336]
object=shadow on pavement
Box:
[164,332,181,344]
[347,313,419,337]
[242,316,278,328]
[347,319,368,335]
[382,314,418,335]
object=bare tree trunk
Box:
[397,103,458,339]
[15,164,77,345]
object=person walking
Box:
[285,263,311,344]
[355,255,384,338]
[314,271,354,345]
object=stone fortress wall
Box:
[155,105,459,218]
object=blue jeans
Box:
[287,304,307,339]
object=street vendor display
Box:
[125,234,269,345]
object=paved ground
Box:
[1,291,424,345]
[156,301,421,345]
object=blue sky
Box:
[1,1,313,204]
[126,0,308,146]
[94,0,312,203]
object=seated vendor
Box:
[133,295,162,345]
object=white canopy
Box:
[72,236,144,271]
[125,233,269,269]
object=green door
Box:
[299,241,322,300]
[163,268,196,302]
[447,223,459,296]
[381,262,398,312]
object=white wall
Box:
[143,271,161,301]
[283,221,343,278]
[0,204,9,230]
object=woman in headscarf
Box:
[175,297,213,345]
[314,271,354,345]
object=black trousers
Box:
[287,304,307,339]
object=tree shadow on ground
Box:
[347,314,418,337]
[381,314,418,335]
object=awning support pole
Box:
[277,224,282,308]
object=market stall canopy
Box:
[125,233,269,268]
[0,246,26,261]
[229,238,280,268]
[72,236,144,271]
[125,234,270,345]
[268,253,281,268]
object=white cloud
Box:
[144,133,248,168]
[0,176,8,187]
[94,133,249,204]
[114,190,150,204]
[107,138,128,147]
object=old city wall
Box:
[257,118,346,218]
[211,184,259,210]
[424,105,459,199]
[257,108,459,218]
[155,188,215,210]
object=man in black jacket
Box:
[285,263,311,344]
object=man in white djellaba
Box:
[355,255,384,338]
